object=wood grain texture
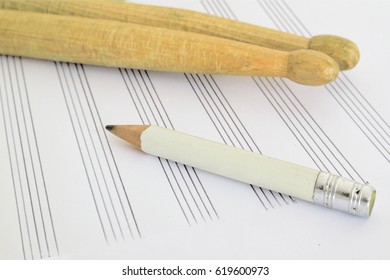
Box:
[0,9,338,85]
[0,0,359,70]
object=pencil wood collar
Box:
[106,125,376,218]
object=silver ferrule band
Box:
[312,172,376,217]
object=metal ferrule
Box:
[313,172,376,217]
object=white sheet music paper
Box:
[0,0,389,259]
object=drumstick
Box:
[0,9,338,85]
[0,0,359,70]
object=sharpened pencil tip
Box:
[105,125,115,131]
[105,125,150,150]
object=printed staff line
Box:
[62,63,118,241]
[205,75,262,154]
[12,57,50,257]
[120,69,217,225]
[272,78,346,175]
[184,73,226,142]
[195,74,242,147]
[192,74,244,150]
[67,64,125,242]
[341,74,390,132]
[13,56,57,257]
[143,71,175,129]
[120,69,149,124]
[2,56,40,259]
[176,162,207,222]
[0,57,27,260]
[251,187,268,210]
[219,0,237,20]
[257,0,373,178]
[278,192,289,204]
[64,63,125,243]
[184,165,219,221]
[199,1,288,208]
[77,65,138,240]
[61,63,118,243]
[129,69,158,123]
[184,165,215,221]
[260,1,343,168]
[212,0,294,205]
[186,72,275,210]
[124,70,197,223]
[134,70,171,128]
[198,74,254,152]
[202,0,293,206]
[258,187,275,209]
[200,0,216,19]
[269,190,282,207]
[5,56,42,259]
[333,80,390,144]
[166,161,198,224]
[139,71,219,220]
[136,71,217,223]
[131,69,166,127]
[190,73,234,145]
[191,74,268,207]
[204,75,295,204]
[325,83,390,163]
[55,62,109,244]
[272,0,305,35]
[252,77,323,171]
[136,70,170,128]
[208,0,225,19]
[261,0,368,181]
[274,0,390,163]
[211,0,232,20]
[78,64,141,239]
[2,56,37,260]
[185,74,253,214]
[19,57,59,256]
[2,56,36,259]
[120,69,193,224]
[268,77,342,175]
[328,82,390,154]
[76,65,133,239]
[158,158,191,225]
[282,0,390,140]
[279,0,310,34]
[190,166,220,219]
[257,76,328,171]
[262,0,289,32]
[7,101,35,258]
[279,79,366,182]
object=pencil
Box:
[105,125,376,218]
[0,0,359,70]
[0,9,338,86]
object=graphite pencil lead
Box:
[105,125,115,131]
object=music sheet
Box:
[1,0,389,259]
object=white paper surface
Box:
[0,0,389,259]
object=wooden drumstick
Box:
[0,10,338,86]
[0,0,359,70]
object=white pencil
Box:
[105,124,376,217]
